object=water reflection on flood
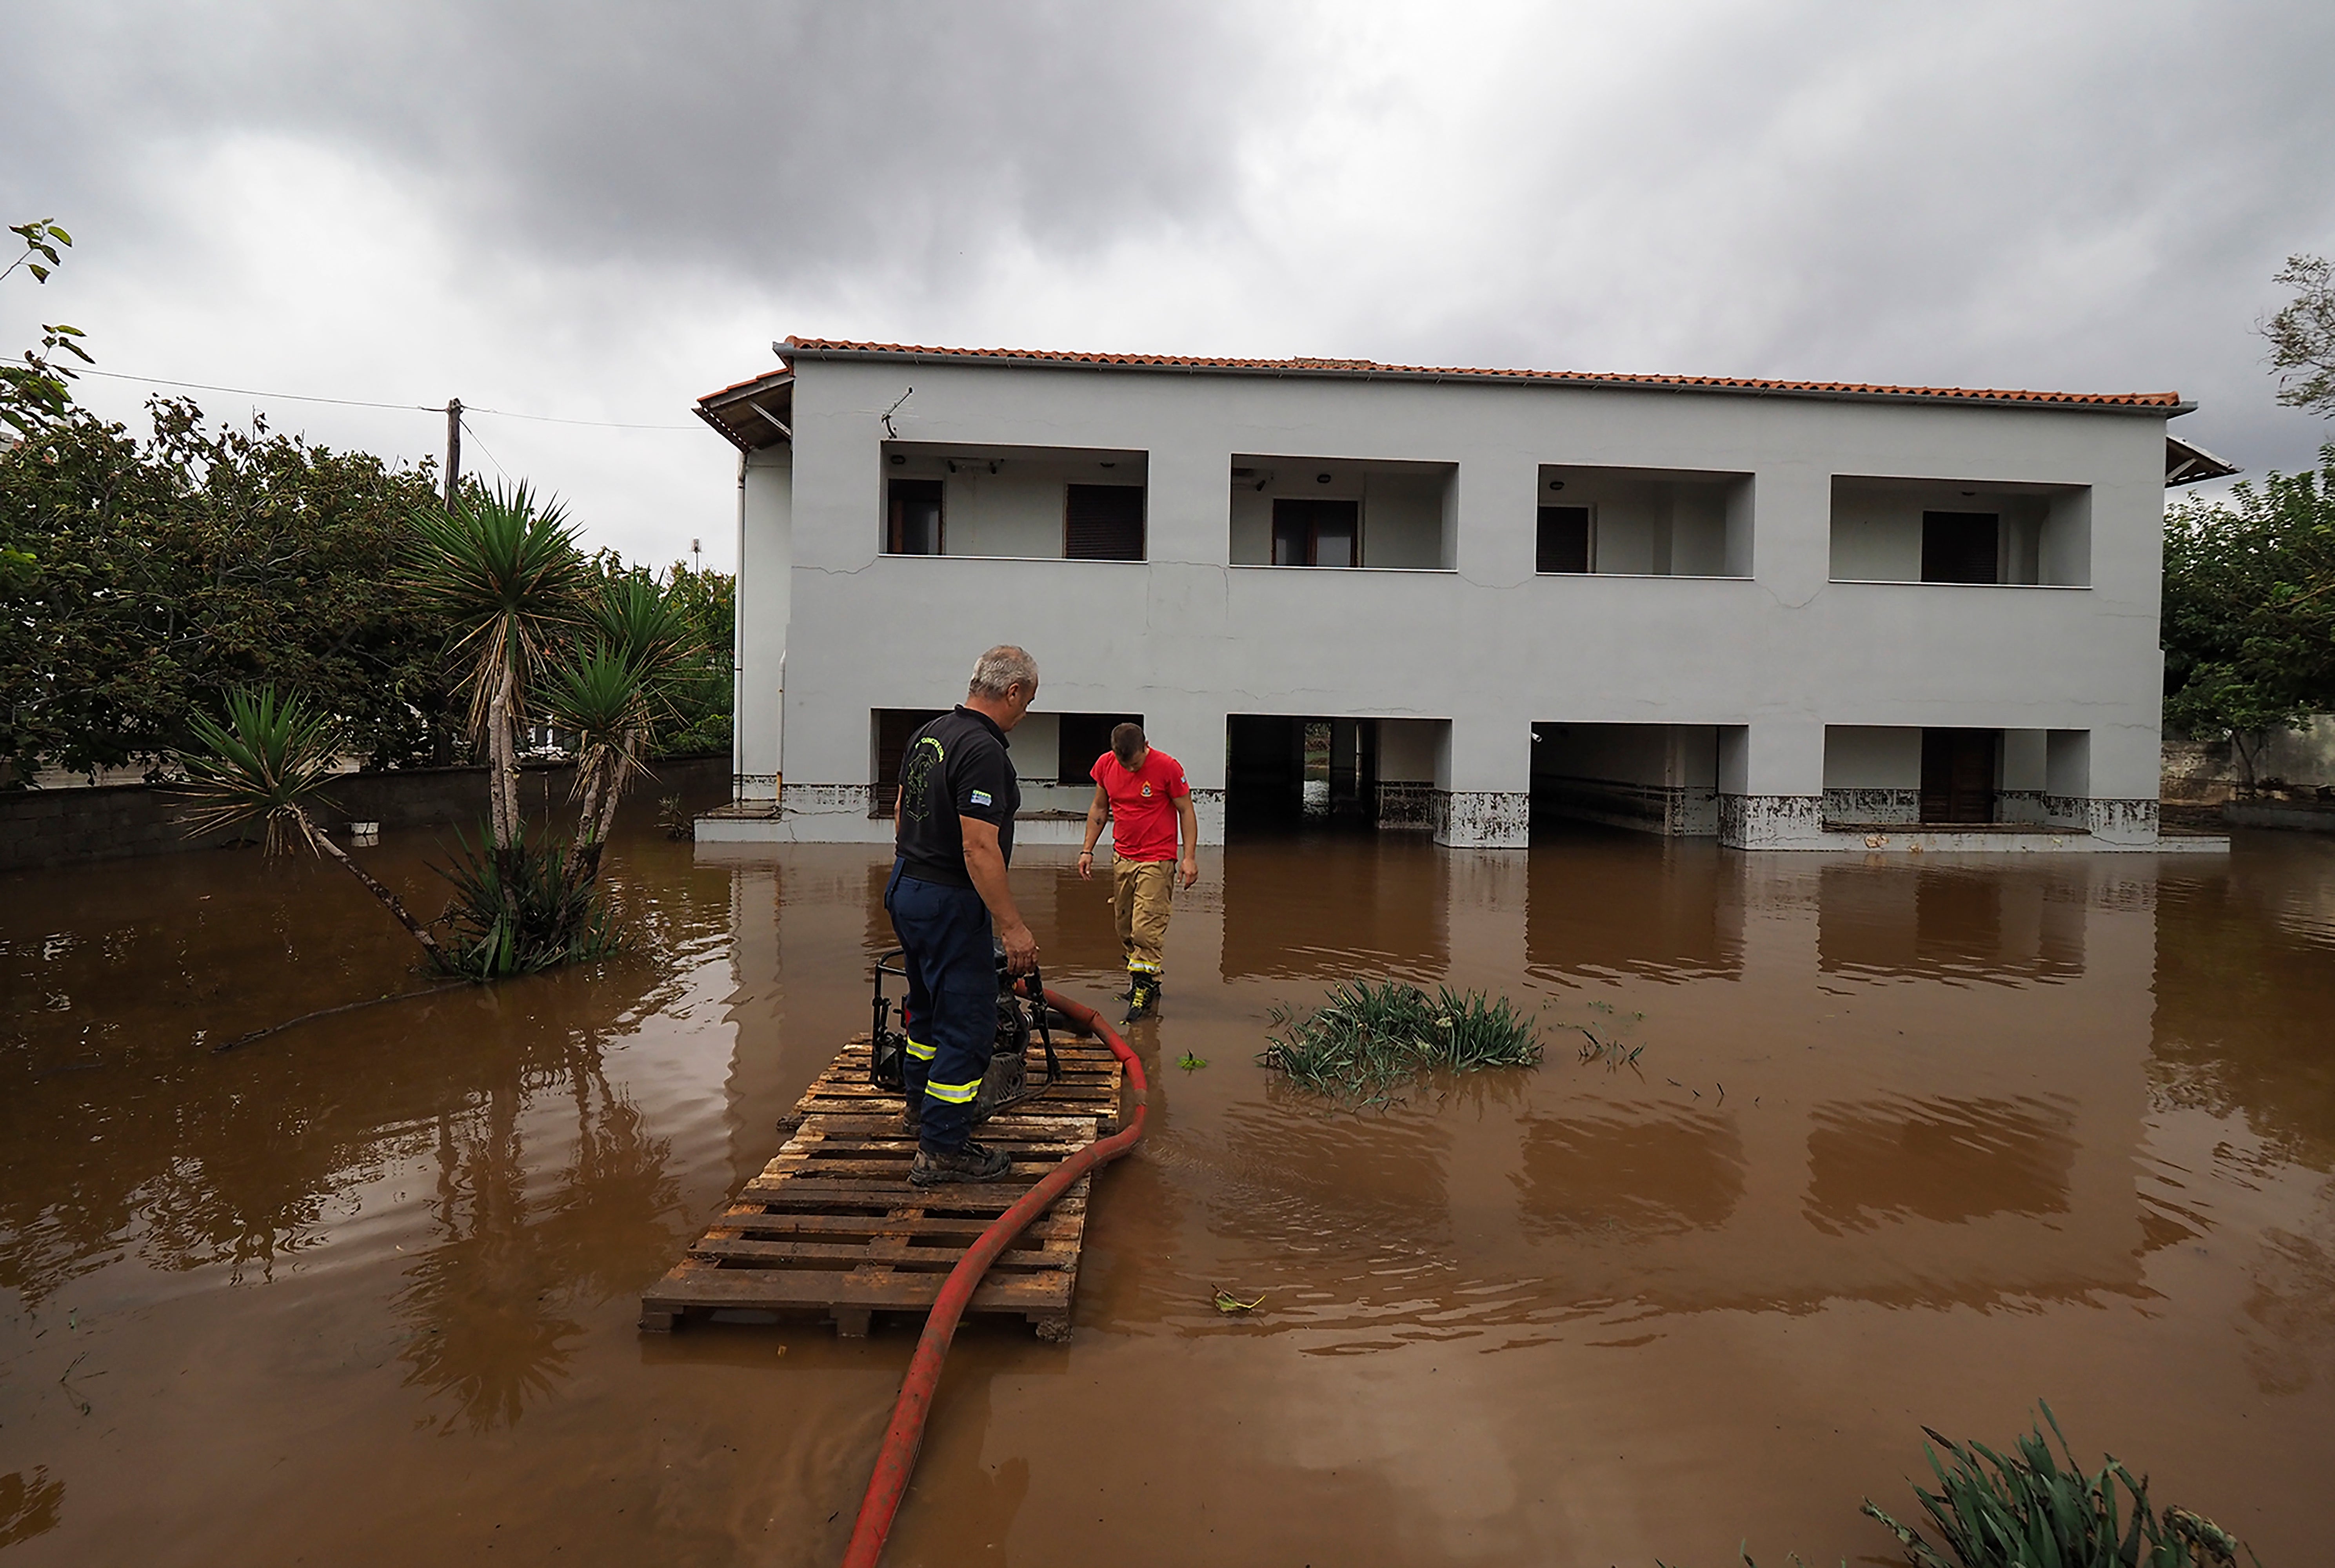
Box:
[2,818,2333,1565]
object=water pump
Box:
[869,946,1059,1120]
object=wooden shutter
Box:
[888,479,945,555]
[1065,485,1145,560]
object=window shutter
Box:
[1065,485,1146,560]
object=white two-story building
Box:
[694,339,2232,852]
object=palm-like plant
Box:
[544,573,701,873]
[178,688,442,958]
[403,482,586,852]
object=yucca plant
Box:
[1862,1404,2251,1568]
[403,481,586,853]
[1259,979,1541,1102]
[177,688,442,959]
[543,572,700,874]
[430,824,616,978]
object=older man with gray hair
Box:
[886,644,1041,1185]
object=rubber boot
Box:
[1123,971,1161,1024]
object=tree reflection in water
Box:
[396,1033,681,1433]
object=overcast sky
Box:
[6,2,2333,569]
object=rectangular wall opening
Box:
[1230,456,1456,570]
[1225,715,1441,831]
[880,442,1148,560]
[873,708,1147,818]
[1534,465,1752,578]
[1831,477,2091,586]
[1530,723,1721,838]
[1824,725,2056,828]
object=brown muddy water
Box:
[4,817,2334,1566]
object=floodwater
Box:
[4,811,2334,1567]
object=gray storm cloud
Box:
[5,0,2335,560]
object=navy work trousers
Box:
[885,861,996,1152]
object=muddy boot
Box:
[1114,967,1141,1002]
[909,1140,1012,1186]
[1123,972,1161,1024]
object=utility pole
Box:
[443,398,463,509]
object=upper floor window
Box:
[1272,498,1357,566]
[1536,505,1592,573]
[888,478,944,555]
[1920,511,1999,584]
[1066,484,1145,561]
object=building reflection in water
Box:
[1514,1109,1744,1240]
[1219,836,1451,982]
[1817,863,2086,984]
[1526,837,1744,985]
[1802,1095,2076,1235]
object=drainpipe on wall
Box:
[732,448,746,807]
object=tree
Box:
[402,483,586,851]
[543,570,698,874]
[2162,446,2335,790]
[2,399,465,782]
[2264,254,2335,419]
[177,687,442,958]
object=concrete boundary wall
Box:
[0,757,726,873]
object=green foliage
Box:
[1861,1405,2250,1568]
[402,480,587,731]
[2,399,464,781]
[1259,979,1541,1101]
[430,827,616,979]
[580,551,731,758]
[2162,446,2335,788]
[178,687,338,855]
[4,218,91,440]
[2264,253,2335,419]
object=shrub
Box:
[1258,980,1541,1102]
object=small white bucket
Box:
[350,821,380,846]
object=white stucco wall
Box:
[721,353,2178,849]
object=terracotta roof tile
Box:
[732,338,2183,412]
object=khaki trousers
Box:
[1111,859,1175,973]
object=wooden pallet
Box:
[640,1033,1124,1341]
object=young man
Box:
[887,645,1041,1185]
[1077,722,1199,1023]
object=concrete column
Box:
[1719,717,1827,849]
[1434,717,1529,848]
[738,450,792,803]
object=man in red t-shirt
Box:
[1077,722,1198,1022]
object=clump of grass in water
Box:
[1258,980,1541,1102]
[1664,1402,2254,1568]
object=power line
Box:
[71,367,699,430]
[76,366,431,414]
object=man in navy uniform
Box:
[887,645,1041,1185]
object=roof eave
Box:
[777,341,2184,416]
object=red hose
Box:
[840,987,1150,1568]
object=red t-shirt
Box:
[1090,748,1190,862]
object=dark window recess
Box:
[1921,511,1998,584]
[888,478,945,555]
[1065,485,1146,561]
[1536,506,1591,573]
[1056,711,1147,785]
[1272,498,1359,567]
[1919,728,1997,824]
[873,707,947,815]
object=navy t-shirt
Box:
[895,705,1019,887]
